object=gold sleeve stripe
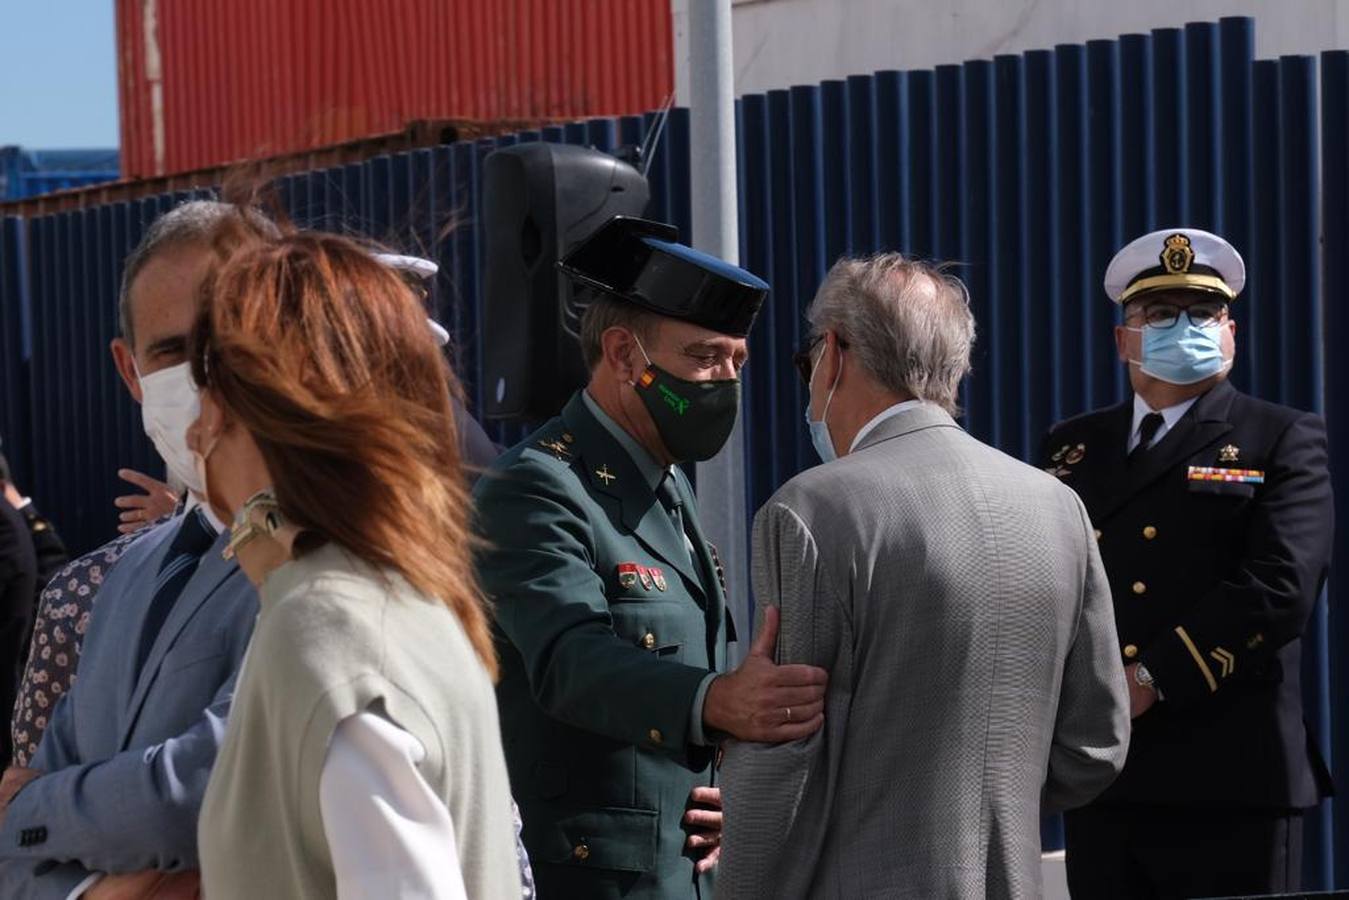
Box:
[1175,626,1218,693]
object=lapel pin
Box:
[1219,444,1240,463]
[596,464,616,486]
[617,563,638,590]
[1065,444,1086,465]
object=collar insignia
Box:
[538,438,572,459]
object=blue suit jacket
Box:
[0,514,257,899]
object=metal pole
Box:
[682,0,751,658]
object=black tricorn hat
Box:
[557,216,769,337]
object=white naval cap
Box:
[1103,228,1246,305]
[372,252,451,346]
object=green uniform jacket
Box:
[473,392,732,900]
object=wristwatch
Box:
[1133,662,1157,691]
[224,490,287,560]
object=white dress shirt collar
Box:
[185,494,226,535]
[850,400,927,453]
[1128,393,1199,453]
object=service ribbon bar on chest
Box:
[1187,466,1265,484]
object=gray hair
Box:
[806,254,976,415]
[118,199,276,348]
[578,295,661,369]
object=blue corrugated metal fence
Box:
[0,15,1344,888]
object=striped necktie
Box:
[135,508,217,673]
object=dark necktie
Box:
[135,508,217,673]
[1129,412,1166,466]
[656,474,698,569]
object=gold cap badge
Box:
[1162,233,1195,275]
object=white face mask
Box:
[137,361,204,497]
[191,428,229,525]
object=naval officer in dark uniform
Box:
[473,217,828,900]
[1039,228,1334,898]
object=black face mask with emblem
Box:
[632,352,741,463]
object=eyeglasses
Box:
[1129,301,1227,329]
[793,334,849,386]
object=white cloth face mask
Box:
[137,360,205,497]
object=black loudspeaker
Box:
[482,143,650,420]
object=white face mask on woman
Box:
[137,361,205,497]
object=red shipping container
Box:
[115,0,674,178]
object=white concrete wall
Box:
[725,0,1349,96]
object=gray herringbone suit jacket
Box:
[719,405,1130,900]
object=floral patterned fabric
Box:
[10,530,142,767]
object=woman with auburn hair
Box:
[187,226,521,900]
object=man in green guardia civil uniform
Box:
[474,217,828,900]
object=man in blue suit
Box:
[0,200,263,898]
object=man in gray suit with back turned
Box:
[719,254,1131,900]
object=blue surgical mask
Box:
[804,342,841,462]
[1127,320,1231,386]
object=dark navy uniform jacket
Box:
[1040,379,1334,809]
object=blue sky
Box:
[0,0,119,148]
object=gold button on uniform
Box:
[649,728,663,745]
[1142,525,1158,540]
[1123,644,1138,659]
[1132,581,1147,595]
[573,843,591,861]
[1094,529,1103,541]
[642,632,656,650]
